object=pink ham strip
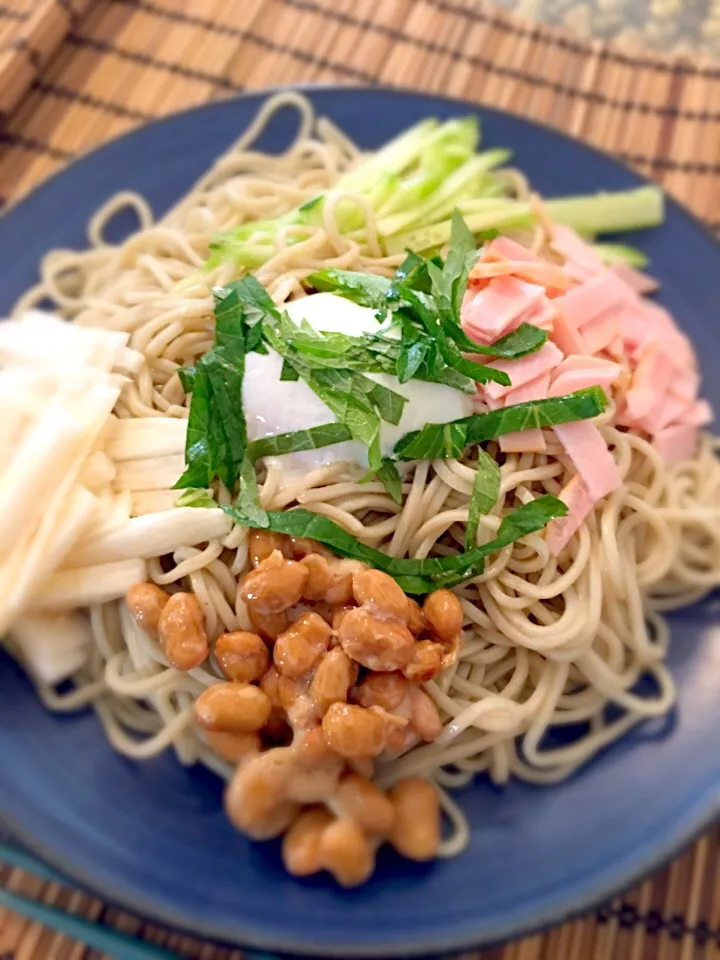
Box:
[652,424,699,465]
[551,226,605,279]
[639,394,711,435]
[546,474,595,556]
[499,373,551,454]
[461,277,546,345]
[611,262,659,295]
[685,399,713,427]
[638,303,695,368]
[639,392,691,434]
[484,237,542,262]
[617,306,651,354]
[555,270,630,331]
[482,341,563,401]
[606,335,625,360]
[549,357,621,398]
[469,259,572,291]
[553,421,621,500]
[580,309,620,356]
[551,311,586,356]
[626,343,675,422]
[520,299,557,331]
[461,230,711,469]
[668,366,700,402]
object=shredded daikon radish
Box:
[2,310,130,372]
[68,508,233,567]
[11,612,93,685]
[34,559,148,610]
[0,316,142,631]
[106,417,188,462]
[0,404,87,556]
[0,485,99,633]
[112,454,186,492]
[78,450,117,493]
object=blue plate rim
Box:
[1,83,719,957]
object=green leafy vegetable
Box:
[236,456,268,528]
[176,364,213,489]
[246,423,353,461]
[220,495,567,594]
[465,449,501,549]
[374,459,403,505]
[592,242,649,269]
[174,488,216,508]
[177,365,196,392]
[394,386,608,461]
[475,323,548,360]
[306,269,391,312]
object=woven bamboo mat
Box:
[1,0,720,958]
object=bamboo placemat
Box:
[1,1,720,958]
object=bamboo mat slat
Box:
[1,1,720,958]
[0,0,93,116]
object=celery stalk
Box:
[208,117,488,269]
[384,202,532,255]
[543,186,663,236]
[592,242,649,269]
[377,149,512,237]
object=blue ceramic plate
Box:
[1,87,720,958]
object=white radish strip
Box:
[11,612,92,685]
[78,450,116,493]
[80,491,133,542]
[1,312,129,372]
[131,489,186,515]
[0,380,120,627]
[106,417,188,462]
[33,559,148,610]
[0,485,99,633]
[115,345,144,374]
[68,507,232,567]
[112,454,186,492]
[0,405,86,555]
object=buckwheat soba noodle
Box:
[6,90,720,879]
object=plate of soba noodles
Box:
[1,86,720,956]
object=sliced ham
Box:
[482,341,563,401]
[668,367,700,402]
[638,303,695,368]
[626,343,675,423]
[652,424,699,465]
[484,237,542,263]
[551,226,605,280]
[611,262,659,296]
[469,259,572,291]
[685,399,713,427]
[551,311,586,356]
[580,309,620,356]
[546,474,595,556]
[520,298,557,331]
[461,277,546,345]
[549,357,621,397]
[461,229,711,471]
[553,421,621,500]
[640,392,691,435]
[606,335,625,360]
[617,305,651,354]
[555,270,629,331]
